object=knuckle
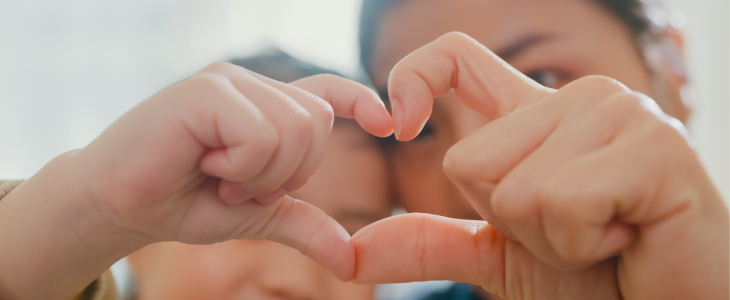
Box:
[576,75,630,93]
[443,143,478,185]
[293,110,315,146]
[648,117,689,147]
[606,92,691,149]
[187,73,230,93]
[309,73,337,82]
[414,214,429,281]
[561,75,631,105]
[599,91,645,117]
[252,122,280,158]
[256,180,286,196]
[200,61,238,74]
[537,183,574,222]
[308,97,335,128]
[491,183,530,223]
[282,170,313,192]
[440,31,474,45]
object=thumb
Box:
[261,195,355,282]
[388,32,554,141]
[351,213,497,286]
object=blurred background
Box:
[0,0,727,203]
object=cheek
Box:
[139,242,259,299]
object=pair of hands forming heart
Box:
[0,32,725,300]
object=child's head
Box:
[127,50,391,300]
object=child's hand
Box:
[78,62,391,277]
[0,62,391,299]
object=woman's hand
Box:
[353,32,728,299]
[0,62,391,299]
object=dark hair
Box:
[228,48,359,127]
[358,0,669,74]
[229,48,342,83]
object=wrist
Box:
[0,150,148,299]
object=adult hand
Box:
[353,32,728,299]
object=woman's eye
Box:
[526,70,559,88]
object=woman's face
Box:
[130,121,390,300]
[369,0,686,220]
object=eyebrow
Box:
[495,34,557,61]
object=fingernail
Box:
[254,188,287,206]
[391,100,403,140]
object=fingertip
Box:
[217,180,252,204]
[265,197,356,282]
[355,102,394,138]
[595,221,636,259]
[386,92,432,142]
[303,216,356,282]
[199,148,228,178]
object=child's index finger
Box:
[387,32,555,141]
[290,74,394,138]
[248,70,394,138]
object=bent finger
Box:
[443,76,629,243]
[246,72,392,195]
[201,64,314,202]
[388,32,553,141]
[175,73,279,185]
[290,74,393,138]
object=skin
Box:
[368,0,689,221]
[351,0,728,299]
[0,1,724,299]
[129,121,390,300]
[0,63,393,300]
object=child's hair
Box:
[228,48,343,83]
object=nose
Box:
[253,242,325,300]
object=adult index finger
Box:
[388,32,554,141]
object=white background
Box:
[0,0,727,201]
